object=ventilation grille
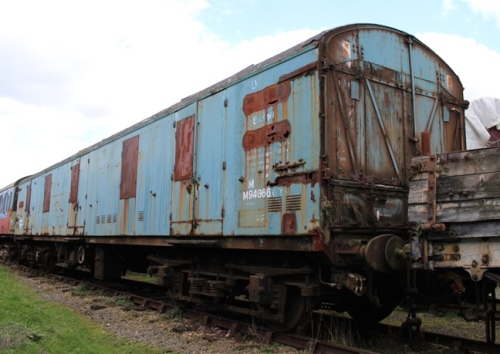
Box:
[267,197,282,212]
[96,214,117,224]
[286,195,302,211]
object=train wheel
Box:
[77,245,86,264]
[263,286,307,332]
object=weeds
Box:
[72,283,91,297]
[0,323,30,351]
[114,295,135,308]
[164,306,183,319]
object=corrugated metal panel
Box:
[231,51,322,236]
[193,91,227,235]
[134,118,174,235]
[171,107,197,235]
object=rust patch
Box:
[242,120,291,151]
[43,174,52,213]
[282,213,297,235]
[273,171,318,187]
[174,115,195,181]
[69,163,80,203]
[421,131,430,156]
[242,82,291,117]
[25,185,31,214]
[120,135,139,199]
[273,160,305,173]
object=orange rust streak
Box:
[242,82,291,116]
[242,120,291,151]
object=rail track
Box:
[6,263,500,354]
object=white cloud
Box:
[2,0,498,188]
[418,32,500,101]
[460,0,500,27]
[442,0,456,14]
[0,0,319,187]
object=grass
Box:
[122,271,157,284]
[0,266,164,354]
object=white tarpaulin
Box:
[465,97,500,149]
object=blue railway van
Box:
[2,24,467,329]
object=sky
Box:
[1,0,499,188]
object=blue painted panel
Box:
[135,117,174,235]
[27,163,72,236]
[222,48,321,236]
[194,91,226,235]
[85,141,121,236]
[357,29,411,74]
[170,104,197,235]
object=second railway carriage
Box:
[3,23,468,329]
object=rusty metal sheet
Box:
[242,82,291,117]
[242,120,291,151]
[43,174,52,213]
[25,184,31,215]
[120,135,139,199]
[67,159,84,236]
[281,213,297,235]
[236,61,321,237]
[69,162,80,203]
[174,115,195,181]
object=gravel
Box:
[19,274,299,354]
[17,271,497,354]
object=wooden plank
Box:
[408,179,429,204]
[428,220,500,238]
[408,204,428,222]
[409,148,500,224]
[438,147,500,177]
[436,198,500,222]
[435,171,500,202]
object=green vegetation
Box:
[71,283,92,297]
[0,266,162,354]
[114,295,135,308]
[122,271,157,284]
